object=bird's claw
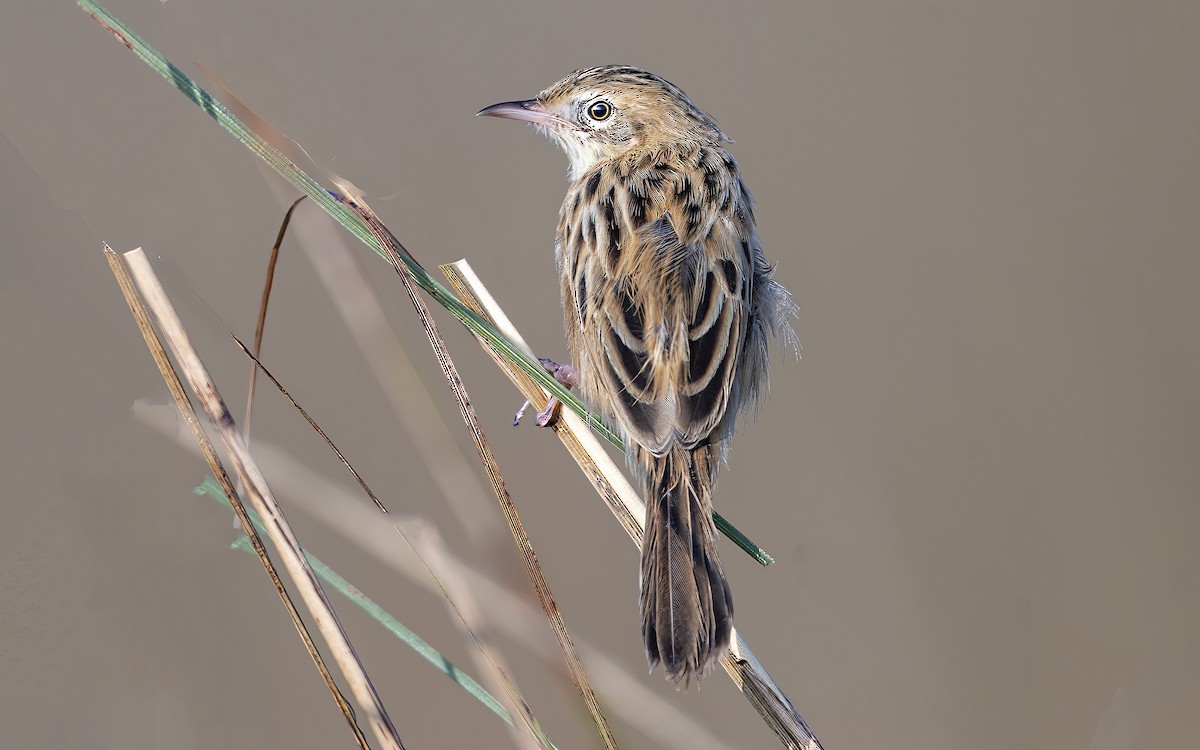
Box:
[513,358,577,428]
[534,396,563,427]
[513,400,532,426]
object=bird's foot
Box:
[538,358,579,389]
[514,358,578,428]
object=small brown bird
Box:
[480,66,795,683]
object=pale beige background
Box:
[1,1,1197,748]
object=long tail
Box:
[639,444,733,684]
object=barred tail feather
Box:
[639,444,733,684]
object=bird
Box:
[479,66,795,684]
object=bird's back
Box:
[557,143,782,456]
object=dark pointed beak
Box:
[476,99,558,126]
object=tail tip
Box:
[645,634,730,688]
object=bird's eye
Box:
[587,100,613,121]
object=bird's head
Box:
[478,65,730,179]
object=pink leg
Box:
[514,358,578,428]
[538,358,578,388]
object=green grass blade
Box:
[196,477,530,736]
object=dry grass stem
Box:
[442,260,825,750]
[116,247,406,750]
[104,245,371,750]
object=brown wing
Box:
[586,210,750,455]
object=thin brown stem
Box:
[244,195,306,442]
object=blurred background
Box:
[2,1,1197,748]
